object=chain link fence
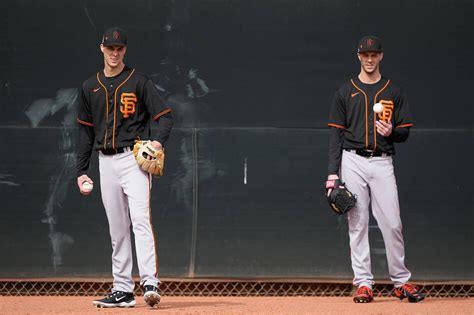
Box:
[1,279,472,298]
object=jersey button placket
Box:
[106,93,115,148]
[368,110,375,150]
[368,113,374,134]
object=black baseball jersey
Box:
[76,66,173,176]
[77,66,172,149]
[328,76,413,154]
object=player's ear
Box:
[380,52,384,61]
[100,44,105,53]
[357,53,362,62]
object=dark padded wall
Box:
[0,0,472,280]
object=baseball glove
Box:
[325,179,357,215]
[133,140,165,176]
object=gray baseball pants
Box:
[340,150,411,289]
[99,147,160,293]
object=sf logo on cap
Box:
[120,93,137,118]
[367,38,374,47]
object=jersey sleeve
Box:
[393,87,414,129]
[327,90,346,129]
[328,127,344,175]
[76,85,95,177]
[143,79,172,121]
[77,85,94,127]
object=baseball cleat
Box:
[393,283,425,303]
[144,285,161,307]
[353,285,374,303]
[92,291,136,308]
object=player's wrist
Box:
[151,140,163,149]
[77,174,88,181]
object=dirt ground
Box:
[0,296,473,315]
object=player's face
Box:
[358,52,383,74]
[100,45,127,68]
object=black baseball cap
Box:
[357,35,383,53]
[101,27,127,47]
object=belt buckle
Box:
[356,149,373,158]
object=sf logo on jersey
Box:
[120,93,137,118]
[377,100,394,122]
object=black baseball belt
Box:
[100,145,134,155]
[344,148,391,158]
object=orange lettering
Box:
[377,100,394,122]
[120,93,137,118]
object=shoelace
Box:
[401,284,419,294]
[356,287,371,296]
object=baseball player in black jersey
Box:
[76,27,173,308]
[326,36,425,303]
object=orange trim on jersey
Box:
[153,108,172,121]
[396,123,414,128]
[373,80,391,150]
[96,73,108,150]
[77,118,94,127]
[148,175,159,277]
[327,123,346,129]
[350,79,369,149]
[112,69,136,150]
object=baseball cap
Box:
[357,35,382,53]
[101,27,127,47]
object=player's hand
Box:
[376,120,392,137]
[145,141,163,160]
[77,175,93,195]
[326,174,339,197]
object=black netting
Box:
[0,280,472,297]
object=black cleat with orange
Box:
[393,283,425,303]
[353,286,374,303]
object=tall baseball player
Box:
[76,27,173,308]
[326,35,425,303]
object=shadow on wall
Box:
[24,88,78,272]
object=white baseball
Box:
[373,103,383,113]
[82,181,93,192]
